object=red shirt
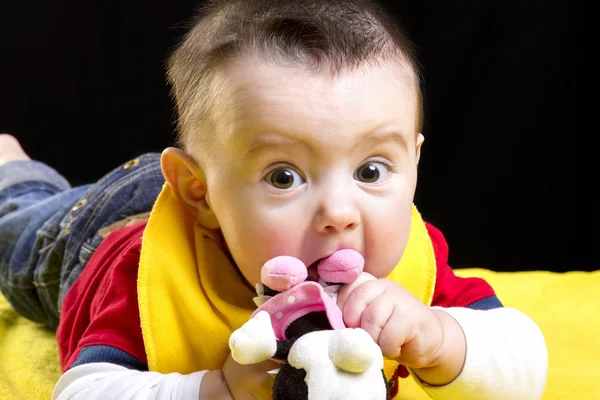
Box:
[57,221,496,372]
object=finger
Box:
[337,271,377,312]
[377,307,407,359]
[359,297,395,346]
[342,279,385,328]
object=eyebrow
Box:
[358,130,409,151]
[241,133,300,160]
[241,129,409,160]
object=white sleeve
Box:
[413,307,548,400]
[51,363,208,400]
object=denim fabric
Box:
[0,154,164,329]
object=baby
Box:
[0,0,547,399]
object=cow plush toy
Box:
[229,249,390,400]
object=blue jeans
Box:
[0,153,164,329]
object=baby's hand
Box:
[222,353,279,400]
[337,273,443,369]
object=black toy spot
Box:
[273,363,308,400]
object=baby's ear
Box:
[416,133,424,165]
[160,147,220,229]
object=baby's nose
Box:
[261,256,308,292]
[317,206,360,233]
[313,186,361,234]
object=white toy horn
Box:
[328,328,380,373]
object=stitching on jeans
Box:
[32,278,60,287]
[71,161,159,246]
[62,160,160,267]
[37,242,55,254]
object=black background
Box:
[0,0,593,272]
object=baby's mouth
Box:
[307,259,322,282]
[307,258,338,286]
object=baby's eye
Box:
[354,162,389,183]
[265,167,305,189]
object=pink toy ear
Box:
[261,256,308,292]
[317,249,364,283]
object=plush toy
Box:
[229,249,390,400]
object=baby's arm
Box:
[418,223,548,398]
[52,363,212,399]
[416,306,547,400]
[338,221,548,399]
[338,276,547,400]
[52,351,275,400]
[51,222,231,400]
[51,344,231,400]
[53,221,280,400]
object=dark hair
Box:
[167,0,422,153]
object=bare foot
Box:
[0,134,30,166]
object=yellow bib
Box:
[138,183,437,393]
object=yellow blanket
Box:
[1,269,598,399]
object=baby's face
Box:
[201,58,423,287]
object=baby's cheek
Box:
[365,224,408,278]
[364,258,395,279]
[234,259,262,287]
[236,236,300,287]
[380,233,411,277]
